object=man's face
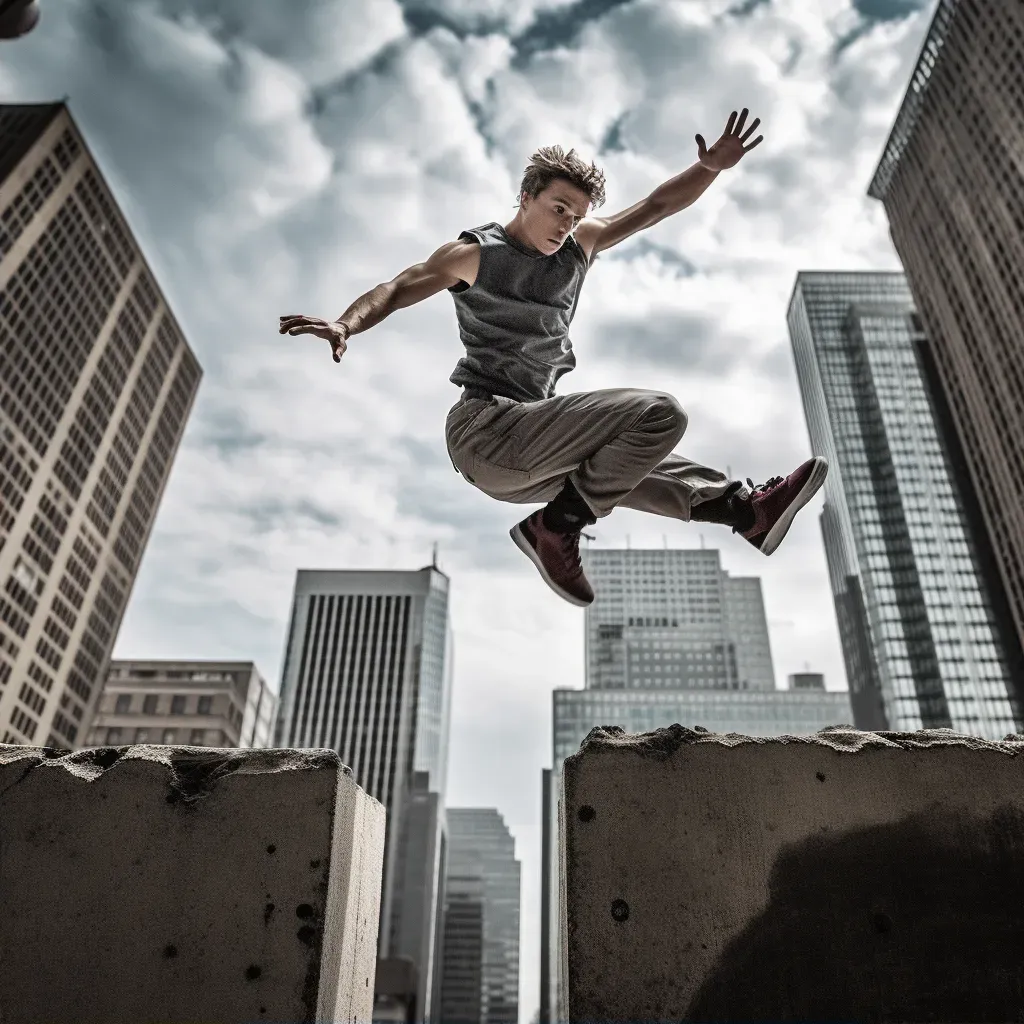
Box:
[520,180,592,255]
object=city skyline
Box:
[0,2,971,1020]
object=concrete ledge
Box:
[0,744,386,1024]
[560,724,1024,1022]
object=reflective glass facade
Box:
[552,686,854,766]
[788,271,1020,738]
[582,548,776,691]
[440,809,520,1024]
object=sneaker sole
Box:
[510,522,593,607]
[760,456,829,556]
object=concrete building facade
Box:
[0,102,201,749]
[788,271,1021,737]
[868,0,1024,684]
[274,566,454,1023]
[439,809,521,1024]
[85,659,276,748]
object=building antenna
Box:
[662,534,668,550]
[700,533,705,550]
[432,542,439,569]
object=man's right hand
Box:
[279,314,349,362]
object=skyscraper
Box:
[867,0,1024,675]
[583,547,776,691]
[0,102,201,749]
[787,271,1021,737]
[275,566,454,1023]
[439,809,521,1024]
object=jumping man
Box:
[279,109,828,607]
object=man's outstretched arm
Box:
[575,108,763,262]
[279,238,480,362]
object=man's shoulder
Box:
[457,223,502,246]
[436,235,483,292]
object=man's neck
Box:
[503,217,542,254]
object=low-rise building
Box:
[85,659,276,748]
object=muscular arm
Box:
[574,162,718,262]
[336,239,479,336]
[279,238,479,361]
[575,108,763,262]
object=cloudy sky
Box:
[3,0,935,1016]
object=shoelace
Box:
[561,530,587,574]
[747,475,784,496]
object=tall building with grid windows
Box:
[787,271,1022,737]
[867,0,1024,681]
[0,102,201,749]
[583,547,776,692]
[275,566,454,1024]
[438,809,521,1024]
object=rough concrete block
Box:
[560,725,1024,1022]
[0,744,385,1024]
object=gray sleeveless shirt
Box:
[448,222,589,403]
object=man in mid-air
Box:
[280,109,828,607]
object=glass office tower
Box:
[787,271,1020,738]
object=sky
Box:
[2,0,936,1017]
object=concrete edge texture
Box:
[0,744,387,1024]
[571,722,1024,758]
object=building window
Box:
[143,694,158,714]
[198,695,212,715]
[107,727,122,744]
[189,728,205,745]
[115,694,131,713]
[135,728,150,743]
[171,695,186,714]
[162,729,176,744]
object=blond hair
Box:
[518,145,606,209]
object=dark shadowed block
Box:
[0,744,385,1024]
[560,724,1024,1022]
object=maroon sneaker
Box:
[741,456,829,555]
[510,510,594,607]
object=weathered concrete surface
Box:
[0,744,385,1024]
[560,724,1024,1023]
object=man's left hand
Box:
[696,109,763,171]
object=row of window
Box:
[95,726,227,747]
[113,692,215,715]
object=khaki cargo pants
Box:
[445,387,736,521]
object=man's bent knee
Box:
[644,392,688,444]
